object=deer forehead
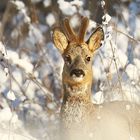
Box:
[64,43,91,57]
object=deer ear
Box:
[87,27,104,52]
[53,29,68,54]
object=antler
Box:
[63,17,89,43]
[63,18,77,42]
[78,17,89,43]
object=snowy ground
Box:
[0,0,140,140]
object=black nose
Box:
[70,69,85,77]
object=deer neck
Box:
[62,83,92,104]
[61,82,93,128]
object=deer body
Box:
[53,17,140,140]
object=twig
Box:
[113,27,140,44]
[109,40,126,99]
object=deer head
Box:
[53,17,104,88]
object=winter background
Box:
[0,0,140,140]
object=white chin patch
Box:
[72,74,84,82]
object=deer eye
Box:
[86,56,91,62]
[64,55,71,64]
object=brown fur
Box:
[52,17,140,140]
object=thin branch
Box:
[113,27,140,44]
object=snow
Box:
[14,1,25,10]
[102,13,111,25]
[125,64,139,82]
[0,1,140,140]
[28,25,44,46]
[7,50,33,74]
[46,13,56,27]
[6,91,16,101]
[116,49,128,68]
[134,58,140,70]
[0,69,8,84]
[70,0,83,7]
[93,91,104,104]
[0,42,6,55]
[43,0,52,7]
[0,108,13,122]
[101,0,105,8]
[88,20,97,32]
[57,0,77,16]
[70,15,80,28]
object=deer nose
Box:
[70,69,85,77]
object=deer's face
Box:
[62,42,93,85]
[53,17,104,85]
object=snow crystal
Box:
[57,0,77,16]
[116,33,128,53]
[107,26,113,32]
[134,58,140,70]
[6,91,16,101]
[0,42,5,54]
[92,65,102,80]
[47,103,55,110]
[14,0,25,10]
[24,15,31,23]
[7,50,19,62]
[4,68,9,76]
[102,13,111,25]
[101,0,105,8]
[16,58,33,73]
[122,7,129,22]
[43,0,52,7]
[70,0,83,7]
[135,18,140,38]
[116,49,128,68]
[24,81,37,100]
[28,25,44,45]
[70,15,79,28]
[125,64,139,82]
[0,69,8,85]
[134,44,140,58]
[8,50,33,73]
[93,91,104,104]
[88,20,97,33]
[46,13,56,27]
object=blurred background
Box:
[0,0,140,140]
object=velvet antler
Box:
[63,17,89,43]
[63,18,77,42]
[78,17,89,43]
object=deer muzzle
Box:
[70,69,85,82]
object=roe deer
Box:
[52,17,140,140]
